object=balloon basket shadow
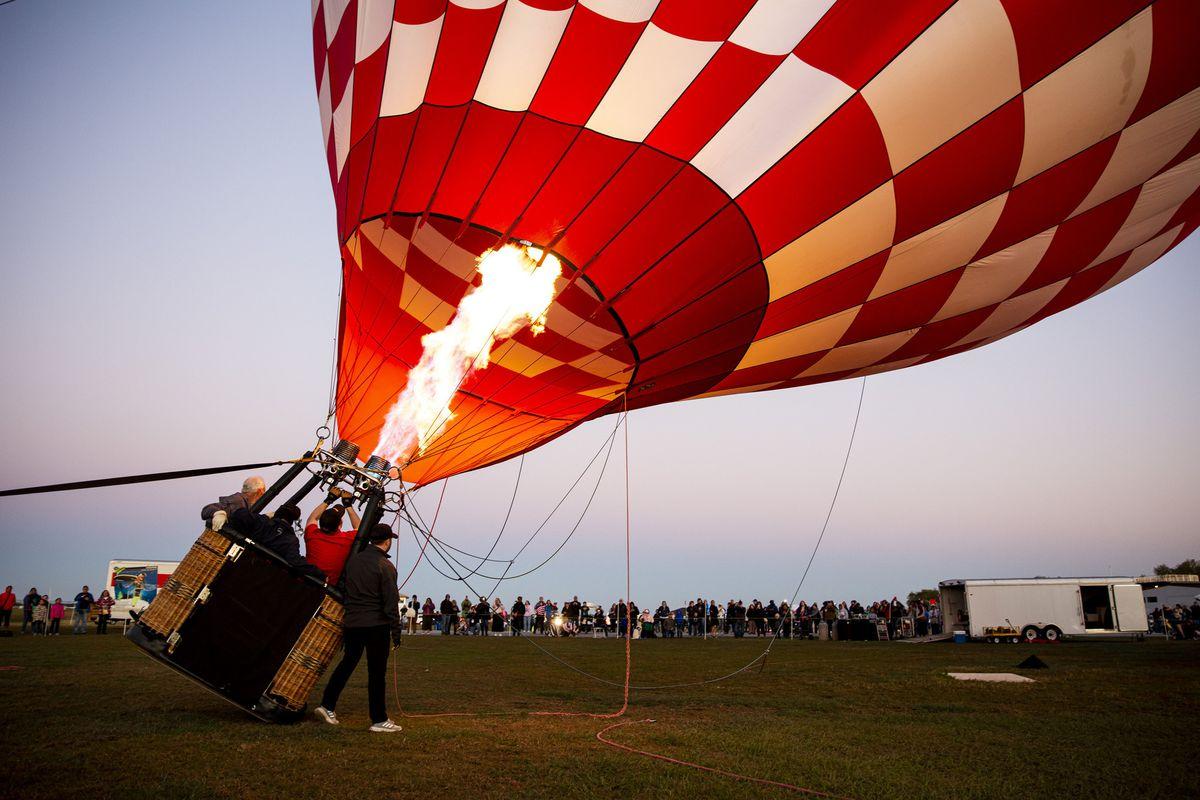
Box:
[126,527,343,724]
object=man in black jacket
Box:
[315,524,402,732]
[21,587,39,634]
[439,594,456,635]
[228,504,326,582]
[511,596,525,636]
[475,597,491,636]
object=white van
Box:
[939,577,1147,642]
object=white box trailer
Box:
[939,577,1148,642]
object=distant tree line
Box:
[1153,558,1200,576]
[907,588,939,605]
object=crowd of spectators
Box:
[6,578,1200,642]
[10,474,1198,647]
[1150,603,1200,639]
[178,476,1200,644]
[0,584,115,636]
[394,594,946,639]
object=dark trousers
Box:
[321,625,390,724]
[0,610,10,627]
[48,619,61,634]
[96,615,110,634]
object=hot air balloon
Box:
[312,0,1200,486]
[120,0,1200,723]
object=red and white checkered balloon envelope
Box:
[315,0,1200,485]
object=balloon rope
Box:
[587,387,861,798]
[404,411,622,583]
[384,394,857,797]
[517,377,867,690]
[398,377,863,693]
[759,376,868,661]
[450,454,523,580]
[0,459,318,497]
[531,392,631,720]
[594,719,854,799]
[391,478,520,720]
[397,479,448,594]
[390,397,633,721]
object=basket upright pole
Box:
[252,452,313,512]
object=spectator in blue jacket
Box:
[72,586,95,634]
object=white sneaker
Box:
[369,719,402,733]
[314,706,339,725]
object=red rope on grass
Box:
[531,393,631,720]
[595,719,854,799]
[393,478,509,719]
[383,397,853,798]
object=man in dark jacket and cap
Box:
[439,594,457,635]
[315,523,402,732]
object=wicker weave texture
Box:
[267,596,345,711]
[138,528,231,636]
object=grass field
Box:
[1,632,1197,799]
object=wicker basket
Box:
[138,528,232,638]
[267,595,345,711]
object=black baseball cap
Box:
[365,523,398,542]
[275,504,301,524]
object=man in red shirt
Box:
[304,491,361,585]
[0,585,15,628]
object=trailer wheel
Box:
[1021,625,1041,642]
[1042,625,1061,643]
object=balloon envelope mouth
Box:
[334,214,640,485]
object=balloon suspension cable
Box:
[398,408,622,586]
[543,383,866,797]
[408,475,601,586]
[396,454,524,583]
[389,387,864,796]
[451,452,524,579]
[396,479,448,594]
[513,377,867,691]
[391,393,632,721]
[326,271,344,424]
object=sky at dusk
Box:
[1,1,1197,607]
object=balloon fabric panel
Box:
[314,0,1200,484]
